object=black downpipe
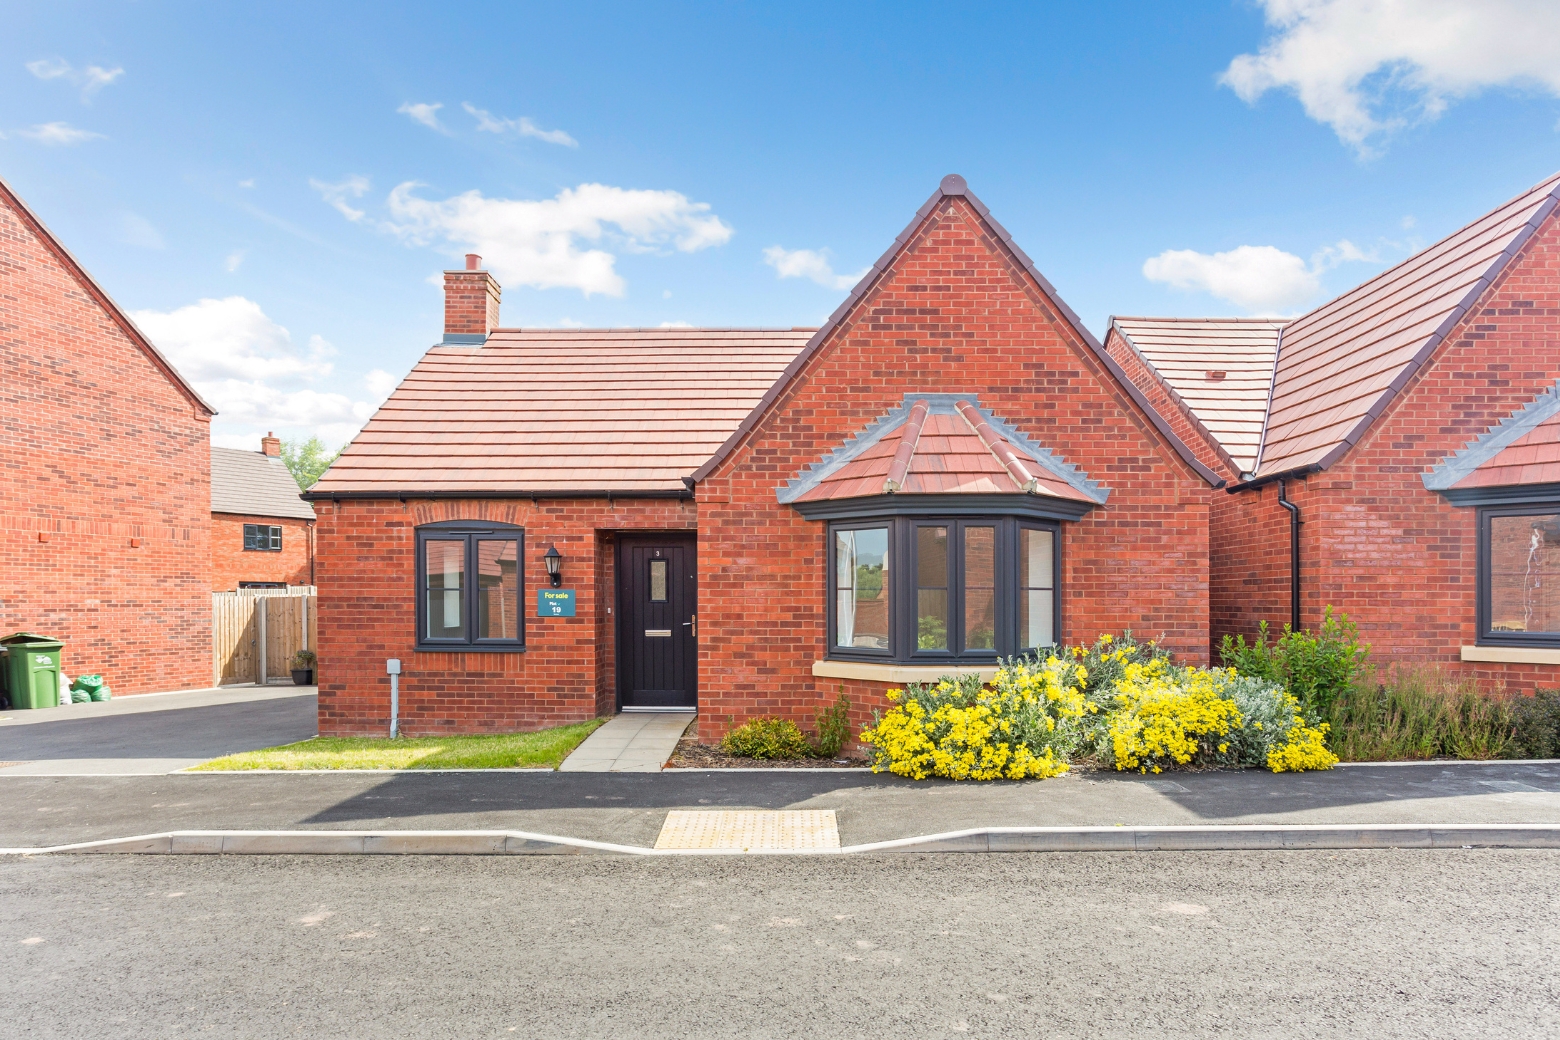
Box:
[1276,479,1301,631]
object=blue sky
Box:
[5,1,1560,449]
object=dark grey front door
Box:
[618,536,697,709]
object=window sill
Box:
[1461,645,1560,665]
[414,645,527,654]
[812,660,998,683]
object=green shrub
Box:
[1072,632,1171,703]
[810,689,853,758]
[291,648,317,669]
[1220,606,1369,720]
[721,717,814,759]
[1505,690,1560,759]
[1326,665,1513,761]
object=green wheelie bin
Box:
[1,633,64,710]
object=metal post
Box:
[387,658,401,738]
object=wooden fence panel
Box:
[213,595,259,685]
[213,591,316,686]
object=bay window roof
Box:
[779,394,1107,513]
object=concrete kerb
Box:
[5,823,1560,858]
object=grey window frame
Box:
[1476,503,1560,649]
[825,515,1061,664]
[414,520,526,653]
[243,524,282,551]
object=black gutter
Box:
[1224,463,1321,494]
[301,489,695,502]
[1277,479,1301,632]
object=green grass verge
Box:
[193,718,607,771]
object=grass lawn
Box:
[193,718,606,771]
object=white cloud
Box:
[117,213,164,249]
[224,250,246,272]
[26,58,123,101]
[238,178,255,189]
[658,321,693,328]
[762,246,868,291]
[18,122,103,145]
[380,182,733,297]
[461,103,578,146]
[1222,0,1560,156]
[129,296,382,447]
[309,175,371,222]
[364,369,399,400]
[397,102,447,132]
[1142,239,1374,314]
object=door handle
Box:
[683,614,697,639]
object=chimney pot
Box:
[465,253,481,271]
[261,432,282,457]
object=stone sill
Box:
[1460,645,1560,665]
[812,660,998,683]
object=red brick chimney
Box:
[261,431,281,457]
[443,253,501,344]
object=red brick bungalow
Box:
[1108,171,1560,691]
[309,175,1221,737]
[1,175,216,695]
[211,433,316,590]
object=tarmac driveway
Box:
[0,685,316,775]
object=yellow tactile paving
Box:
[654,810,840,851]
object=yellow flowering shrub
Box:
[859,656,1091,781]
[1107,659,1244,773]
[1267,718,1339,772]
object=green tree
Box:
[280,437,341,490]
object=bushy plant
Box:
[1507,690,1560,759]
[721,717,813,759]
[1107,661,1336,774]
[810,689,853,758]
[859,656,1091,780]
[1070,632,1171,701]
[291,648,317,669]
[1326,665,1512,761]
[1220,607,1369,720]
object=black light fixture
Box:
[543,545,563,587]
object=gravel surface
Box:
[3,850,1557,1038]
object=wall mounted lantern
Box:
[544,545,563,587]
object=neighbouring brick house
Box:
[211,433,316,590]
[309,177,1221,737]
[1109,171,1560,691]
[1,175,215,695]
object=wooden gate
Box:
[212,588,317,685]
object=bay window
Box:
[826,516,1059,663]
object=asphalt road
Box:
[0,686,317,774]
[5,761,1560,849]
[3,850,1556,1038]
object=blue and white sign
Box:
[537,589,577,617]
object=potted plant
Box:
[290,649,316,686]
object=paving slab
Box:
[3,760,1559,850]
[558,711,695,772]
[0,685,317,774]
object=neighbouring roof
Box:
[1254,172,1560,480]
[779,394,1107,506]
[311,328,814,495]
[0,175,214,418]
[1424,382,1560,493]
[1108,318,1283,476]
[212,448,315,519]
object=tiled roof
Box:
[780,395,1106,506]
[1424,382,1560,492]
[1256,172,1560,479]
[312,328,814,495]
[1109,318,1283,475]
[212,448,315,519]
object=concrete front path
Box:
[557,711,696,772]
[0,684,316,775]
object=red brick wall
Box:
[314,496,693,735]
[1212,210,1560,692]
[210,513,314,590]
[694,195,1212,742]
[1,186,213,696]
